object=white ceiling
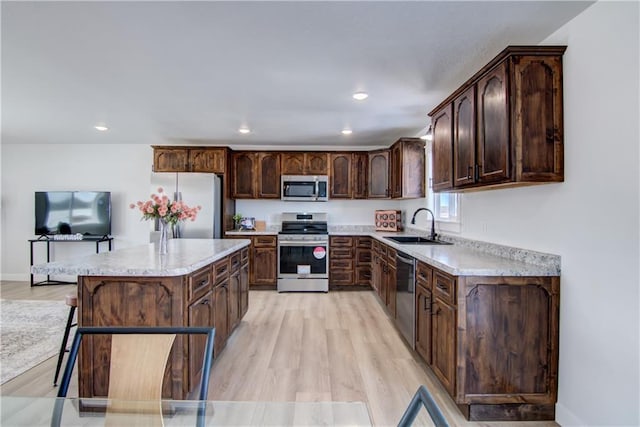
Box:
[2,1,593,148]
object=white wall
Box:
[0,144,153,280]
[457,2,639,425]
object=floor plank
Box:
[0,282,559,427]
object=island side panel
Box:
[78,275,187,399]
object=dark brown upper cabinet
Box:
[390,137,426,199]
[281,152,328,175]
[232,152,280,199]
[431,105,454,192]
[329,153,353,199]
[368,150,390,198]
[352,152,368,199]
[429,45,566,192]
[152,146,227,173]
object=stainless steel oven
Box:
[277,212,329,292]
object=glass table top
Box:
[1,396,372,426]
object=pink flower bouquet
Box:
[130,187,201,225]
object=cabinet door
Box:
[368,150,390,198]
[432,297,456,396]
[432,105,454,192]
[281,153,305,175]
[386,262,397,318]
[239,261,249,318]
[402,139,426,198]
[454,86,477,187]
[232,152,256,198]
[352,152,368,198]
[228,270,240,330]
[390,142,403,198]
[252,247,277,285]
[187,290,213,390]
[190,148,226,173]
[415,284,432,364]
[305,152,328,175]
[213,282,228,355]
[257,152,281,198]
[512,55,564,182]
[153,148,189,172]
[477,61,510,184]
[329,153,352,198]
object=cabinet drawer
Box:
[189,265,212,301]
[230,253,241,271]
[330,236,353,247]
[386,247,397,264]
[416,261,432,287]
[356,248,372,265]
[356,267,372,285]
[330,270,354,284]
[214,258,230,284]
[433,269,456,305]
[331,248,353,259]
[356,237,372,249]
[372,239,380,253]
[241,248,249,263]
[330,259,353,270]
[253,235,277,248]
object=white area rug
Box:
[0,299,71,384]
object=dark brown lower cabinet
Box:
[412,259,560,422]
[77,247,249,400]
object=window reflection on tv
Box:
[35,191,111,236]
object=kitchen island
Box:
[31,238,251,400]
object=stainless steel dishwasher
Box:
[395,251,416,348]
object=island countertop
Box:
[30,238,251,277]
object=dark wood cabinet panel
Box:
[239,259,249,318]
[329,153,352,198]
[252,246,277,285]
[153,148,189,172]
[187,290,213,391]
[352,152,368,199]
[390,142,403,198]
[281,152,327,175]
[190,148,226,173]
[512,55,564,182]
[415,283,432,365]
[368,150,390,198]
[153,147,226,173]
[280,153,305,175]
[477,61,510,183]
[329,236,355,286]
[232,152,257,198]
[257,152,280,198]
[306,152,328,175]
[213,281,228,356]
[454,86,477,187]
[228,254,241,331]
[431,105,454,192]
[432,297,456,396]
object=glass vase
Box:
[158,219,169,254]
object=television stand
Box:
[28,236,113,286]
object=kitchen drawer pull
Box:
[198,279,208,287]
[200,299,210,305]
[436,283,448,291]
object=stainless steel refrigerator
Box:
[150,172,222,239]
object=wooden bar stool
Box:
[53,294,77,386]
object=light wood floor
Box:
[0,281,558,427]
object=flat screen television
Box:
[35,191,111,237]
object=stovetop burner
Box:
[279,212,328,235]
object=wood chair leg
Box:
[53,306,76,386]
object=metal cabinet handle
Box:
[436,283,447,291]
[432,307,441,316]
[200,299,210,305]
[467,165,473,180]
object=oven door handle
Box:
[278,240,328,246]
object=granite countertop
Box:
[224,226,560,277]
[30,238,251,277]
[225,230,278,236]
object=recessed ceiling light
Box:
[94,125,108,131]
[341,129,353,135]
[352,92,368,101]
[238,127,251,134]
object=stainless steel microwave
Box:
[281,175,328,201]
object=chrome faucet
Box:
[411,208,437,240]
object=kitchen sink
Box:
[384,236,453,245]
